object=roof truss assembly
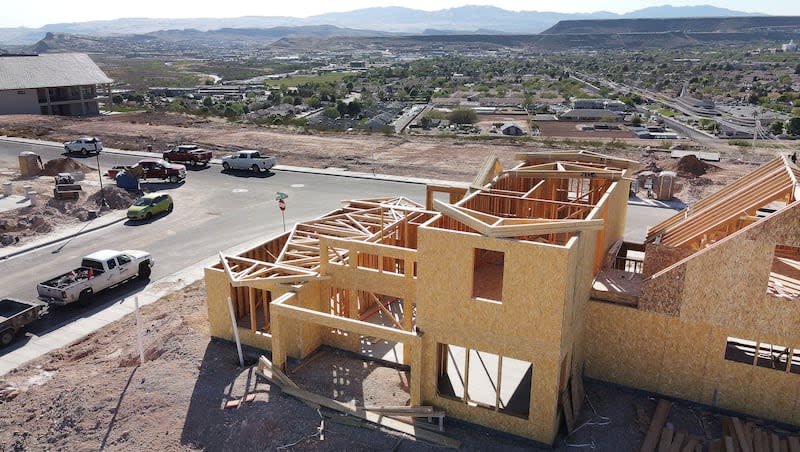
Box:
[646,155,800,250]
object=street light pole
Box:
[95,151,106,209]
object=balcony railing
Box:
[612,256,644,274]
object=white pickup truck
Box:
[64,137,103,156]
[221,150,276,173]
[37,250,154,305]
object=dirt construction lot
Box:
[1,112,798,450]
[3,281,787,452]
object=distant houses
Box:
[0,53,112,116]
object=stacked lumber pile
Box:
[713,416,800,452]
[640,400,800,452]
[255,356,459,449]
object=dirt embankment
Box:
[0,111,771,199]
[0,156,136,247]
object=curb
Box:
[0,212,127,261]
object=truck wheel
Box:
[169,175,178,183]
[78,289,93,305]
[251,164,260,172]
[0,330,14,347]
[81,148,88,156]
[222,162,230,171]
[167,203,173,213]
[145,212,152,221]
[138,262,152,279]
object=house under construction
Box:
[204,150,800,444]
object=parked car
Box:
[64,137,103,156]
[0,298,47,347]
[127,192,173,221]
[163,144,212,167]
[221,150,276,173]
[136,159,186,183]
[37,249,154,305]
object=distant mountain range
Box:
[0,4,764,45]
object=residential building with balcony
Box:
[0,53,112,116]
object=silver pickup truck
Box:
[37,249,154,305]
[221,150,276,173]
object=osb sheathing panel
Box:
[597,180,629,255]
[415,226,576,444]
[420,334,562,444]
[323,266,415,304]
[416,227,572,347]
[204,268,232,340]
[742,202,800,246]
[681,239,774,331]
[658,316,717,402]
[642,244,693,278]
[583,302,667,394]
[638,264,686,316]
[585,302,800,426]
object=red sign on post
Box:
[278,199,286,211]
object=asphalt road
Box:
[0,140,426,342]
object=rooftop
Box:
[0,53,112,91]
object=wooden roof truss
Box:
[646,156,800,250]
[218,197,434,287]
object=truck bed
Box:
[0,298,46,322]
[39,267,104,289]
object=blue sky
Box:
[2,1,794,28]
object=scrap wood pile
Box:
[640,399,800,452]
[255,356,458,449]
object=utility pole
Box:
[95,150,106,209]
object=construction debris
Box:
[255,355,458,449]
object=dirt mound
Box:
[87,185,139,209]
[667,154,717,178]
[42,157,95,176]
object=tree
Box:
[323,106,339,119]
[787,117,800,136]
[346,101,361,117]
[769,120,785,136]
[112,94,123,105]
[630,114,642,127]
[447,107,478,124]
[336,101,348,117]
[795,63,800,75]
[419,116,432,129]
[202,96,214,107]
[305,97,321,108]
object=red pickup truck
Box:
[137,159,187,183]
[162,144,212,167]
